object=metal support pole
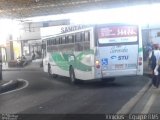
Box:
[0,47,2,80]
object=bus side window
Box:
[75,32,82,42]
[56,37,60,45]
[72,34,75,43]
[67,35,72,43]
[59,37,62,44]
[53,38,56,45]
[50,39,52,45]
[50,38,53,45]
[75,32,83,51]
[62,36,65,44]
[66,36,69,43]
[49,39,51,45]
[85,31,90,41]
[48,40,51,45]
[84,31,90,50]
[47,40,49,45]
[82,32,85,41]
[49,39,52,50]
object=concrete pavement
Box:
[0,60,157,114]
[0,59,43,94]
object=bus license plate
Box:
[115,64,124,69]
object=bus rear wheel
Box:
[69,67,77,84]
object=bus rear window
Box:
[97,25,138,44]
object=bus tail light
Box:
[96,60,100,68]
[138,57,142,65]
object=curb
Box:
[117,78,152,114]
[0,80,19,93]
[2,68,43,71]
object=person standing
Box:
[148,44,160,88]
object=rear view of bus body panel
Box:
[97,45,140,78]
[94,24,143,78]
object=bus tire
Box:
[48,64,57,78]
[69,66,77,84]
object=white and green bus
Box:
[42,24,143,83]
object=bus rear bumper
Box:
[101,69,140,78]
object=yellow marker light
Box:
[95,60,100,68]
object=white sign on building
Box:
[40,25,88,38]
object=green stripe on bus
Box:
[138,48,143,53]
[76,50,94,61]
[51,53,69,71]
[50,50,93,72]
